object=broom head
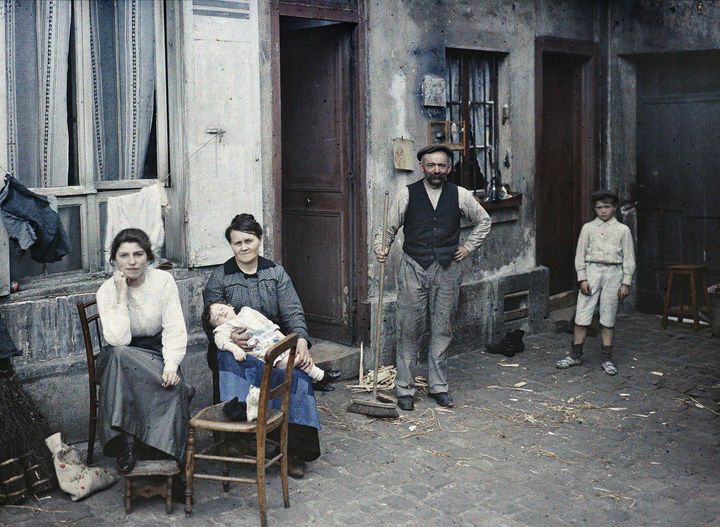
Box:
[347,395,399,418]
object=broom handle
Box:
[373,191,390,401]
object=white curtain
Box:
[89,0,156,181]
[5,0,71,188]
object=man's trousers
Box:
[395,254,462,397]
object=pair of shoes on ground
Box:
[313,368,341,392]
[397,392,454,411]
[485,330,525,358]
[555,355,617,376]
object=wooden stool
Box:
[661,264,711,331]
[122,460,180,514]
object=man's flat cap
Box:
[416,144,453,161]
[590,190,618,203]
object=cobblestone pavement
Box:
[2,312,719,527]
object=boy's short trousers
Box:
[575,263,624,328]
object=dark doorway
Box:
[279,20,356,344]
[535,39,598,296]
[635,52,720,312]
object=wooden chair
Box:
[661,264,712,331]
[184,333,298,527]
[76,300,103,465]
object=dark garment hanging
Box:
[0,175,70,263]
[0,314,22,360]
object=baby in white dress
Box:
[204,303,335,387]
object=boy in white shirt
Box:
[556,190,636,375]
[203,302,340,390]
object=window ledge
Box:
[470,192,522,224]
[475,192,523,211]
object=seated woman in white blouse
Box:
[95,228,193,474]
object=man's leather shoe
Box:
[313,369,341,392]
[116,436,137,474]
[397,395,414,411]
[428,392,454,408]
[287,455,305,479]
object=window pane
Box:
[10,205,83,280]
[88,0,158,181]
[445,49,498,192]
[5,0,72,188]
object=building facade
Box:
[1,0,718,440]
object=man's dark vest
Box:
[402,179,461,269]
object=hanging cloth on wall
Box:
[104,182,166,270]
[0,175,70,264]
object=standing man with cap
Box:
[374,144,491,411]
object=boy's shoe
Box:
[556,356,582,369]
[601,361,618,376]
[313,369,341,392]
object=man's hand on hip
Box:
[453,246,470,262]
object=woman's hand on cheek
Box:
[113,270,129,303]
[295,338,311,369]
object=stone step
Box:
[310,339,361,383]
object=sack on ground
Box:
[45,433,116,501]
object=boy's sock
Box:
[570,343,584,359]
[601,345,613,362]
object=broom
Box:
[347,191,399,418]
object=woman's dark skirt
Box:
[95,340,192,461]
[217,352,321,461]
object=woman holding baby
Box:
[203,213,338,478]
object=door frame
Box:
[270,0,369,343]
[534,37,600,273]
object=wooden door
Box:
[537,52,587,295]
[635,53,720,312]
[280,24,355,344]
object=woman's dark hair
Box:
[224,213,263,242]
[109,228,155,263]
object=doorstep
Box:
[310,339,361,382]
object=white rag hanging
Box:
[104,182,167,270]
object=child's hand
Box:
[618,284,630,300]
[579,280,592,296]
[232,350,247,362]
